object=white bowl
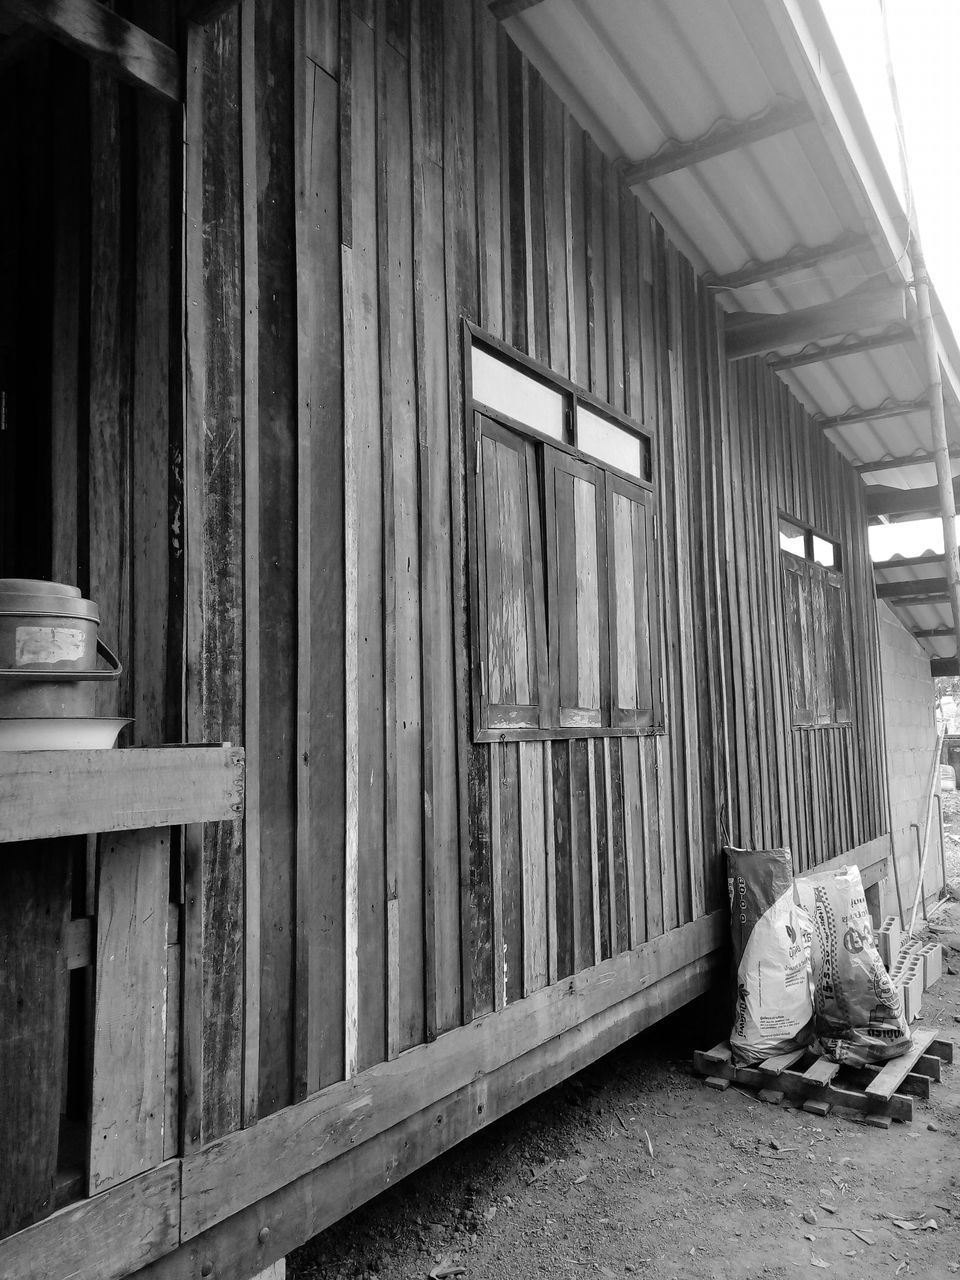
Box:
[0,717,132,750]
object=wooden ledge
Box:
[0,744,244,842]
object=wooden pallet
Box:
[694,1028,953,1125]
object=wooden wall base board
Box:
[131,952,719,1280]
[0,1162,179,1280]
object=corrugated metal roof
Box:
[504,0,960,666]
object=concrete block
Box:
[921,943,943,989]
[877,916,901,970]
[802,1100,831,1117]
[758,1088,784,1105]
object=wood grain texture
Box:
[0,842,71,1236]
[88,830,169,1192]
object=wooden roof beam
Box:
[725,284,907,361]
[857,450,960,475]
[868,478,960,521]
[815,396,930,432]
[911,626,954,638]
[623,98,813,185]
[489,0,547,18]
[707,232,873,290]
[873,551,944,571]
[875,577,949,601]
[769,325,915,371]
[0,0,179,102]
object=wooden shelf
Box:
[0,745,244,843]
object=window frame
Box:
[464,322,664,743]
[777,512,851,730]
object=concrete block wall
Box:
[878,601,944,922]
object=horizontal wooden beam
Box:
[0,745,243,842]
[623,98,813,185]
[0,0,180,102]
[857,449,960,475]
[873,551,944,571]
[815,396,929,431]
[769,324,915,370]
[911,626,954,638]
[129,953,721,1280]
[707,231,872,290]
[180,912,724,1239]
[725,285,907,361]
[867,478,960,521]
[489,0,546,17]
[875,576,949,600]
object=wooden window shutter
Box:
[780,551,814,725]
[473,415,548,731]
[606,475,659,728]
[823,568,851,723]
[543,451,609,729]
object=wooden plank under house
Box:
[0,1,955,1277]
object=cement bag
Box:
[795,866,910,1066]
[727,847,814,1065]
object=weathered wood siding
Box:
[0,0,889,1257]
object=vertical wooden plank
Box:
[254,0,299,1119]
[343,6,385,1073]
[524,66,549,365]
[443,0,479,1028]
[499,740,524,1003]
[163,937,181,1162]
[297,49,346,1090]
[305,0,340,74]
[621,188,641,424]
[183,10,245,1146]
[543,741,558,983]
[541,84,569,378]
[88,830,169,1193]
[474,0,503,341]
[0,843,71,1237]
[489,743,505,1011]
[413,0,460,1037]
[468,748,494,1017]
[380,21,424,1054]
[551,739,575,979]
[50,54,88,588]
[607,739,631,953]
[519,742,548,994]
[593,739,612,961]
[622,735,649,944]
[502,37,526,350]
[583,137,606,400]
[604,161,624,412]
[567,118,588,385]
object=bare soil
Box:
[291,914,960,1280]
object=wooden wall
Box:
[178,0,889,1140]
[0,0,890,1254]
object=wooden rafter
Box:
[0,0,180,102]
[769,325,915,371]
[707,232,872,290]
[489,0,547,18]
[857,448,960,475]
[725,285,907,361]
[623,98,813,185]
[815,396,930,432]
[868,479,960,521]
[875,576,949,601]
[912,626,954,638]
[873,552,944,571]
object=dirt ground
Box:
[291,910,960,1280]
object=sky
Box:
[819,0,960,560]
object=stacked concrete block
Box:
[901,955,924,1022]
[920,942,944,989]
[877,916,901,970]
